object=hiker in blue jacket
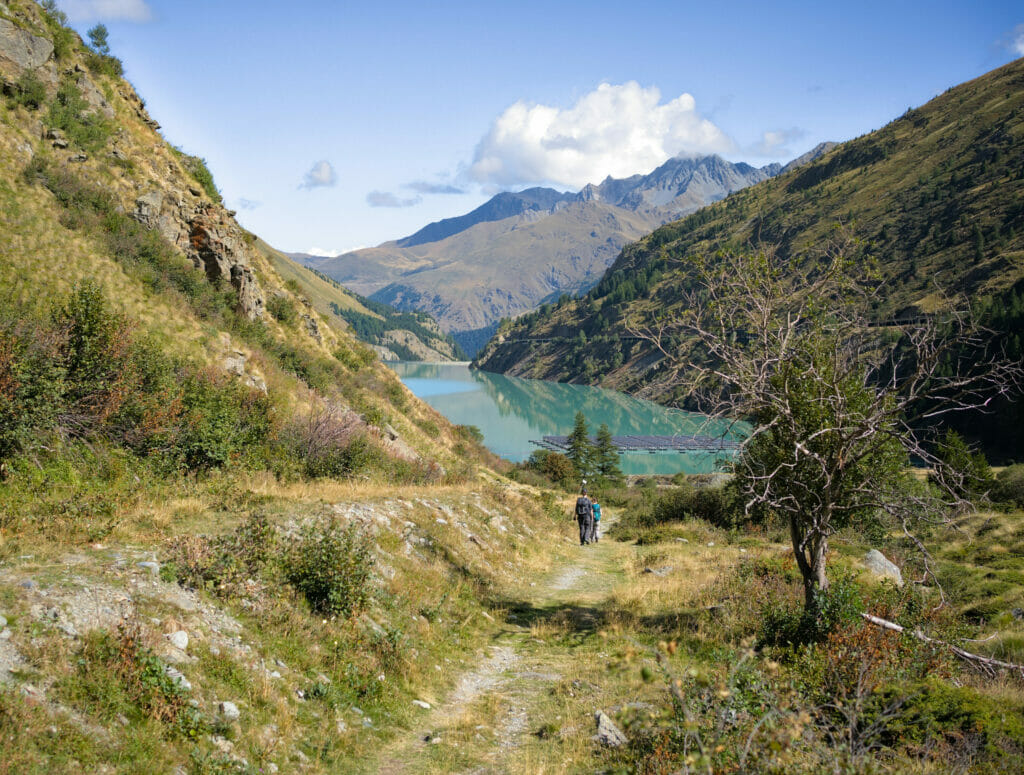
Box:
[590,500,602,543]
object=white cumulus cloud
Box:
[1011,24,1024,56]
[468,82,733,189]
[751,127,807,157]
[300,160,336,190]
[59,0,152,22]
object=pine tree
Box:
[566,411,594,480]
[87,24,110,56]
[593,423,624,485]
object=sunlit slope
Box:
[261,242,463,361]
[476,58,1024,401]
[0,0,469,467]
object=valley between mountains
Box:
[3,2,1024,774]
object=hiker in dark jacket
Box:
[575,489,594,546]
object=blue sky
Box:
[59,0,1023,255]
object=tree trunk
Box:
[790,515,830,612]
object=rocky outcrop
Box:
[0,17,53,73]
[131,194,266,321]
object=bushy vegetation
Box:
[46,78,113,151]
[172,150,223,203]
[0,282,272,473]
[283,521,374,618]
[2,71,47,111]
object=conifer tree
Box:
[593,423,624,485]
[566,411,594,480]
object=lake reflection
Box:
[388,362,737,475]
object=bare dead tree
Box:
[627,235,1023,612]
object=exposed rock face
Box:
[302,313,322,344]
[0,17,53,73]
[75,73,114,118]
[130,195,266,321]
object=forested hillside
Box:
[475,57,1024,455]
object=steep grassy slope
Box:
[476,58,1024,416]
[262,244,464,361]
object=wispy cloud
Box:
[367,191,421,208]
[1010,23,1024,57]
[468,82,733,189]
[750,127,807,157]
[299,160,336,190]
[235,198,261,211]
[305,247,338,258]
[59,0,152,22]
[405,180,465,195]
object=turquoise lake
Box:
[388,362,737,475]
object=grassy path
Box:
[373,516,637,774]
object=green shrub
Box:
[170,370,273,471]
[759,572,864,647]
[177,153,222,203]
[284,521,374,618]
[85,52,124,78]
[4,71,47,110]
[266,294,298,325]
[523,449,576,488]
[46,78,112,151]
[163,512,277,595]
[994,464,1024,508]
[647,482,742,528]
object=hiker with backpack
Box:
[575,487,594,546]
[590,500,601,543]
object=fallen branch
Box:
[861,613,1024,679]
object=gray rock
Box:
[642,566,673,577]
[133,190,164,228]
[593,710,628,747]
[863,549,903,587]
[164,665,191,691]
[0,18,54,71]
[0,615,6,629]
[19,579,37,590]
[218,701,240,722]
[68,153,87,163]
[137,561,160,576]
[0,629,10,641]
[412,699,431,710]
[1012,608,1024,621]
[167,630,189,650]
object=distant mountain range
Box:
[473,58,1024,457]
[294,148,833,355]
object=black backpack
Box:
[575,496,591,517]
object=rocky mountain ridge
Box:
[302,152,828,355]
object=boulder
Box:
[166,630,189,651]
[863,549,903,587]
[593,710,628,747]
[218,701,241,722]
[0,18,53,72]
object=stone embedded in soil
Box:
[863,549,903,587]
[167,630,189,650]
[412,699,431,710]
[218,701,241,722]
[593,711,628,747]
